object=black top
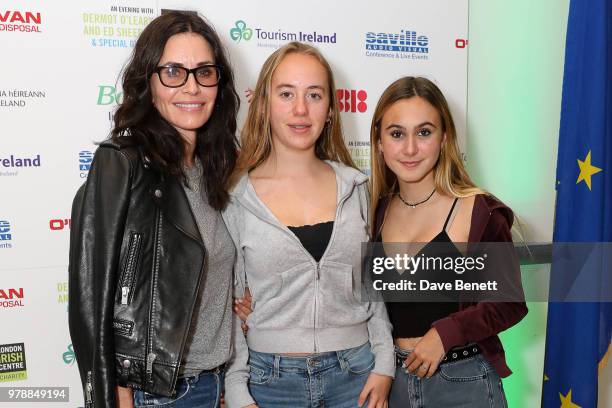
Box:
[376,198,461,338]
[288,221,334,262]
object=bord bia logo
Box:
[0,10,42,33]
[337,89,367,113]
[230,20,252,43]
[97,85,123,105]
[0,288,24,308]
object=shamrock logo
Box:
[230,20,253,43]
[63,344,75,365]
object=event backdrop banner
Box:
[0,0,467,406]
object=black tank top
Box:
[376,199,461,338]
[288,221,334,262]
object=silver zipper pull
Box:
[85,371,93,404]
[146,352,157,381]
[316,264,320,280]
[121,287,129,305]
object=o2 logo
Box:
[79,150,93,178]
[50,219,71,231]
[455,38,468,48]
[337,89,367,113]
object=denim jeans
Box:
[248,342,374,408]
[133,367,224,408]
[389,347,508,408]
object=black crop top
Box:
[376,199,461,338]
[288,221,334,262]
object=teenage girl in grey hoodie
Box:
[223,42,395,408]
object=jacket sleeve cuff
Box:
[224,381,255,408]
[432,316,465,353]
[372,353,396,378]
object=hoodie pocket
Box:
[249,262,313,329]
[318,261,367,328]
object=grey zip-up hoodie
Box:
[223,161,395,408]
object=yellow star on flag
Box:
[559,389,581,408]
[576,150,602,190]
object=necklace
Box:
[397,189,436,209]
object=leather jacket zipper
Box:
[85,370,93,407]
[119,232,142,305]
[146,211,163,384]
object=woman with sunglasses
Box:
[69,11,239,408]
[369,77,527,407]
[223,42,395,408]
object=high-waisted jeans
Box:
[133,366,224,408]
[389,346,508,408]
[248,342,374,408]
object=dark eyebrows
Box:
[385,123,405,131]
[158,60,215,67]
[275,84,326,91]
[384,121,437,131]
[415,121,437,129]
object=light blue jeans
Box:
[389,347,508,408]
[133,367,223,408]
[248,342,374,407]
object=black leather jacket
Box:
[68,138,207,408]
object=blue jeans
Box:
[133,367,223,408]
[248,342,374,408]
[389,347,508,408]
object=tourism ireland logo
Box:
[230,20,252,43]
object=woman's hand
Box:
[357,372,392,408]
[116,385,134,408]
[234,287,253,333]
[404,327,445,378]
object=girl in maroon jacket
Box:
[369,76,527,407]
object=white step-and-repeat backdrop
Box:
[0,0,467,406]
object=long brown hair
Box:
[112,11,239,210]
[369,76,483,233]
[231,42,355,184]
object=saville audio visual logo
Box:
[0,10,42,33]
[79,150,93,178]
[365,29,429,60]
[337,89,367,113]
[0,288,24,308]
[0,343,27,382]
[230,19,336,47]
[0,220,13,249]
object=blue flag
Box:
[542,0,612,407]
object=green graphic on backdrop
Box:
[230,20,253,43]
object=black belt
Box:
[395,344,481,367]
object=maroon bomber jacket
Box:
[374,193,528,377]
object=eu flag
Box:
[542,0,612,407]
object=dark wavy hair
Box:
[111,10,239,210]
